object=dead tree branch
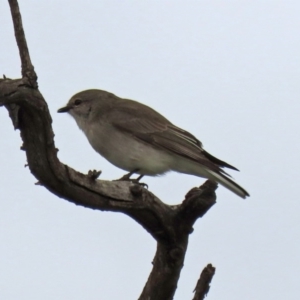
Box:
[192,264,216,300]
[8,0,37,87]
[1,1,217,299]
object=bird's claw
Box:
[114,172,148,189]
[129,179,148,189]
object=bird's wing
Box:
[108,102,238,172]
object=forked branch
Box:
[2,1,217,299]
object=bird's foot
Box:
[87,169,102,180]
[115,169,140,181]
[115,172,148,189]
[128,179,148,189]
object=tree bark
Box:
[192,264,216,300]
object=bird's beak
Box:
[57,106,71,113]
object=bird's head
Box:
[58,89,114,121]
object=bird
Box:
[58,89,249,198]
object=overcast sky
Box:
[1,1,300,299]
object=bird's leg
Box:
[136,174,144,182]
[129,174,147,188]
[117,169,139,181]
[116,170,148,188]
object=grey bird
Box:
[58,89,249,198]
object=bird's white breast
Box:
[79,120,174,175]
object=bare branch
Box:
[8,0,37,87]
[2,2,218,299]
[138,185,216,300]
[0,78,216,300]
[192,264,216,300]
[178,180,217,228]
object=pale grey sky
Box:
[1,1,300,299]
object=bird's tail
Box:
[206,170,249,199]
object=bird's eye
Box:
[74,99,82,106]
